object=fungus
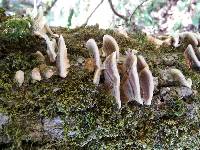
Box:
[184,44,200,69]
[172,32,200,47]
[121,50,154,105]
[32,6,59,38]
[31,67,41,81]
[39,64,56,79]
[93,69,102,85]
[146,35,172,48]
[121,50,142,104]
[137,54,154,105]
[114,27,128,38]
[86,39,102,84]
[180,32,199,47]
[44,35,57,62]
[84,58,95,72]
[103,51,121,109]
[194,32,200,44]
[25,0,37,19]
[147,35,164,48]
[103,35,120,60]
[86,35,154,107]
[139,67,154,105]
[86,39,101,69]
[195,47,200,60]
[171,34,181,47]
[137,55,149,72]
[14,70,24,87]
[56,35,70,78]
[168,68,192,89]
[32,51,45,62]
[162,36,173,46]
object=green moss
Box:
[166,98,187,117]
[0,17,199,149]
[0,8,5,14]
[0,8,7,22]
[0,17,32,41]
[0,16,46,56]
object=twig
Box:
[129,0,149,23]
[107,0,128,22]
[44,0,58,16]
[82,0,104,27]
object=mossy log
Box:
[0,10,200,149]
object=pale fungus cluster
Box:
[1,2,200,148]
[86,35,155,108]
[173,32,200,48]
[161,68,192,89]
[31,6,59,39]
[14,6,70,86]
[184,44,200,69]
[146,32,198,91]
[86,32,195,108]
[146,34,172,48]
[146,31,200,50]
[13,4,195,110]
[171,31,200,70]
[121,50,154,106]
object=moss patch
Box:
[0,15,199,149]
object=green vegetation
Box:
[0,13,199,149]
[0,17,31,40]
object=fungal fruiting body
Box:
[103,35,120,60]
[14,70,24,87]
[139,67,154,105]
[25,0,37,19]
[32,0,37,19]
[114,27,128,38]
[103,52,121,109]
[195,32,200,44]
[86,35,154,107]
[86,39,102,84]
[122,50,142,104]
[195,47,200,60]
[86,39,101,68]
[31,68,41,81]
[137,55,154,105]
[184,44,200,69]
[56,35,70,78]
[33,6,58,38]
[137,55,149,72]
[173,32,200,48]
[147,35,173,48]
[121,51,154,105]
[84,58,95,72]
[32,6,46,38]
[162,37,173,46]
[93,69,102,85]
[172,34,181,47]
[147,35,164,48]
[39,64,56,79]
[169,68,192,89]
[33,51,45,62]
[44,35,57,62]
[43,68,55,79]
[180,32,199,47]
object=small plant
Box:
[0,17,32,41]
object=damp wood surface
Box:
[0,10,200,149]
